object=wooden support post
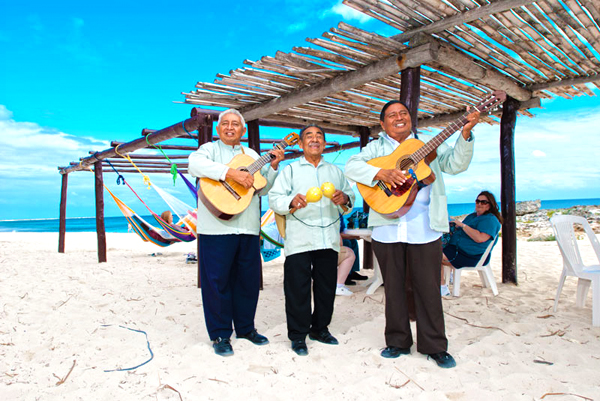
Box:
[247,119,264,290]
[500,96,520,284]
[358,126,374,271]
[94,161,107,263]
[58,173,68,253]
[247,120,260,153]
[196,114,213,289]
[400,67,421,322]
[400,67,421,135]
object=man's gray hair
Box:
[217,109,246,127]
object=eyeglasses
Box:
[475,199,490,205]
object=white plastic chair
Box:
[444,235,499,297]
[550,215,600,327]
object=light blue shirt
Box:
[188,140,278,235]
[269,157,355,256]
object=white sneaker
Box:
[336,286,353,296]
[440,285,450,297]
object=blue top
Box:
[448,212,501,256]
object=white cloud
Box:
[441,106,600,202]
[0,105,12,119]
[324,1,372,23]
[0,105,110,179]
[532,149,546,157]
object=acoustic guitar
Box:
[199,133,299,220]
[358,90,507,218]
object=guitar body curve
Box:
[357,138,434,216]
[199,154,267,220]
[357,90,506,218]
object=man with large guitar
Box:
[345,100,481,369]
[268,125,355,356]
[188,109,285,357]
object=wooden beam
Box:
[102,169,190,174]
[283,141,360,160]
[94,161,107,263]
[391,0,537,44]
[435,43,532,101]
[238,43,436,121]
[190,107,360,136]
[58,173,68,253]
[526,74,600,91]
[416,97,541,128]
[500,96,520,285]
[59,116,204,175]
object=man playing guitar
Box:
[345,100,480,368]
[188,108,284,357]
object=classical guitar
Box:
[199,133,299,220]
[358,90,506,218]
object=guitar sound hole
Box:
[390,176,416,196]
[398,158,415,171]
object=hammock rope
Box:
[115,144,151,189]
[145,135,178,185]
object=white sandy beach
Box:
[1,232,599,400]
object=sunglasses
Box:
[475,199,490,205]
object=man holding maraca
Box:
[269,125,355,356]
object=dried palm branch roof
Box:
[180,0,600,136]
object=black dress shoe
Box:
[212,337,234,357]
[428,351,456,368]
[309,330,339,345]
[380,346,410,358]
[344,278,357,286]
[237,329,269,345]
[349,271,368,281]
[291,340,308,356]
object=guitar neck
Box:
[246,139,289,174]
[412,101,486,164]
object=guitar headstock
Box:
[475,90,507,113]
[283,132,300,146]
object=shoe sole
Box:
[213,349,234,357]
[308,335,339,345]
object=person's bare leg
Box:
[337,247,355,284]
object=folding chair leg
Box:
[452,269,462,297]
[477,270,489,288]
[576,278,591,308]
[482,266,498,296]
[553,270,567,312]
[592,278,599,327]
[444,265,452,288]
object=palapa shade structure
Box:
[59,0,600,284]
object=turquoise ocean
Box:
[1,198,599,233]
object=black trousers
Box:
[283,249,337,341]
[198,234,261,341]
[372,238,448,354]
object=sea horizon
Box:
[1,197,599,233]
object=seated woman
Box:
[441,191,503,295]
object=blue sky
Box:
[1,1,599,220]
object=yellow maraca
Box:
[321,182,335,198]
[321,181,349,211]
[305,186,323,203]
